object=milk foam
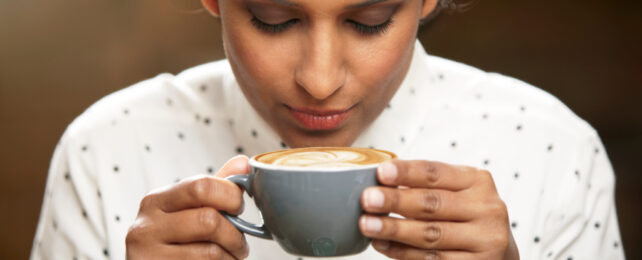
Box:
[255,147,395,167]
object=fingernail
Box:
[364,188,384,209]
[362,216,382,233]
[372,240,390,251]
[378,162,397,183]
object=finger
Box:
[362,187,476,221]
[144,176,244,214]
[359,215,478,251]
[165,242,238,260]
[378,160,482,190]
[215,155,251,179]
[371,239,474,260]
[158,207,248,259]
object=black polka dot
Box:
[81,145,88,152]
[400,136,405,143]
[567,256,573,260]
[514,172,519,179]
[145,144,151,152]
[297,257,303,260]
[547,252,553,258]
[534,236,540,243]
[64,172,71,180]
[166,98,173,106]
[483,159,490,166]
[204,117,211,125]
[73,256,78,260]
[594,222,601,228]
[97,190,102,198]
[236,146,244,154]
[410,88,415,95]
[482,113,489,119]
[516,124,523,131]
[52,220,58,230]
[280,141,287,148]
[511,222,517,228]
[207,167,214,174]
[123,109,129,115]
[103,248,109,257]
[451,141,457,148]
[368,145,375,149]
[195,113,201,121]
[594,147,600,154]
[115,215,121,222]
[547,144,554,152]
[251,129,258,138]
[200,85,207,92]
[520,106,526,112]
[175,178,181,183]
[614,241,619,248]
[575,169,580,177]
[475,93,482,100]
[438,73,444,80]
[113,165,119,173]
[386,104,391,109]
[82,209,88,218]
[228,119,234,126]
[178,132,185,140]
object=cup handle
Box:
[221,174,273,240]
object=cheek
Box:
[223,24,297,100]
[348,24,417,97]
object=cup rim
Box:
[249,156,384,172]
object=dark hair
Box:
[422,0,477,24]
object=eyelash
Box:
[250,16,393,36]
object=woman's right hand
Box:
[126,155,251,260]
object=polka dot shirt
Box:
[30,40,624,260]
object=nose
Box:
[295,24,347,100]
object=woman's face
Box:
[205,0,436,148]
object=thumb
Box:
[215,155,251,178]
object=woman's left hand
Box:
[360,160,520,260]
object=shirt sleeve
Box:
[540,131,625,259]
[30,130,108,260]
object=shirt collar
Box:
[225,39,436,156]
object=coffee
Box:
[255,147,396,168]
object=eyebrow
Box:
[268,0,392,9]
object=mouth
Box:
[286,105,353,131]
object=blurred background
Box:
[1,0,640,259]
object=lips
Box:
[287,105,352,130]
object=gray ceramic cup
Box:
[222,154,386,257]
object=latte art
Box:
[255,147,396,167]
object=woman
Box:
[31,0,624,259]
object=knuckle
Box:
[487,199,509,219]
[126,218,151,245]
[477,169,495,184]
[424,250,441,260]
[199,207,220,231]
[203,244,223,259]
[422,223,442,246]
[382,219,400,238]
[190,178,214,201]
[420,191,441,216]
[139,194,157,211]
[420,161,440,185]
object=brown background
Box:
[1,0,641,259]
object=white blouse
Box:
[31,40,625,260]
